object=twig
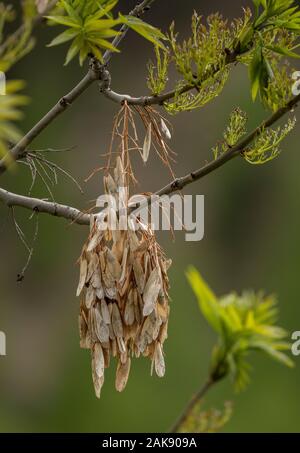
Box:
[11,207,31,252]
[28,146,77,153]
[34,159,55,200]
[0,0,156,175]
[27,152,84,193]
[133,92,300,213]
[16,212,40,282]
[0,188,90,225]
[0,92,299,224]
[100,49,240,106]
[170,378,215,433]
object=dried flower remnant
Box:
[76,157,171,398]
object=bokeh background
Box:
[1,0,300,433]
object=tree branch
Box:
[0,0,156,175]
[1,93,299,224]
[133,92,300,212]
[0,187,90,225]
[101,82,195,106]
[170,378,215,433]
[100,49,239,106]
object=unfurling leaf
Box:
[47,1,166,65]
[187,268,294,391]
[249,45,267,101]
[119,15,167,50]
[186,267,221,333]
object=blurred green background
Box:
[0,0,300,433]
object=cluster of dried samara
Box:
[76,158,171,398]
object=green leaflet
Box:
[186,267,221,334]
[119,15,167,51]
[249,45,269,101]
[47,1,166,65]
[265,43,300,58]
[187,268,294,391]
[253,0,300,31]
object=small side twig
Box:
[16,212,40,282]
[170,378,215,433]
[0,92,299,225]
[27,152,84,194]
[11,207,40,281]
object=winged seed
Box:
[104,173,117,194]
[119,245,128,284]
[86,253,98,282]
[94,305,110,343]
[124,290,135,326]
[160,118,172,140]
[117,336,126,355]
[96,286,104,300]
[111,304,123,338]
[133,259,145,294]
[79,314,87,342]
[143,268,161,316]
[106,249,122,281]
[142,123,152,163]
[100,300,111,324]
[115,358,131,392]
[77,162,171,397]
[92,371,104,399]
[87,231,101,252]
[76,258,87,297]
[91,271,102,290]
[93,343,105,378]
[85,285,95,309]
[154,342,165,377]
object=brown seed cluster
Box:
[77,158,171,398]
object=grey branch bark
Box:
[1,92,299,224]
[0,0,156,175]
[0,188,90,225]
